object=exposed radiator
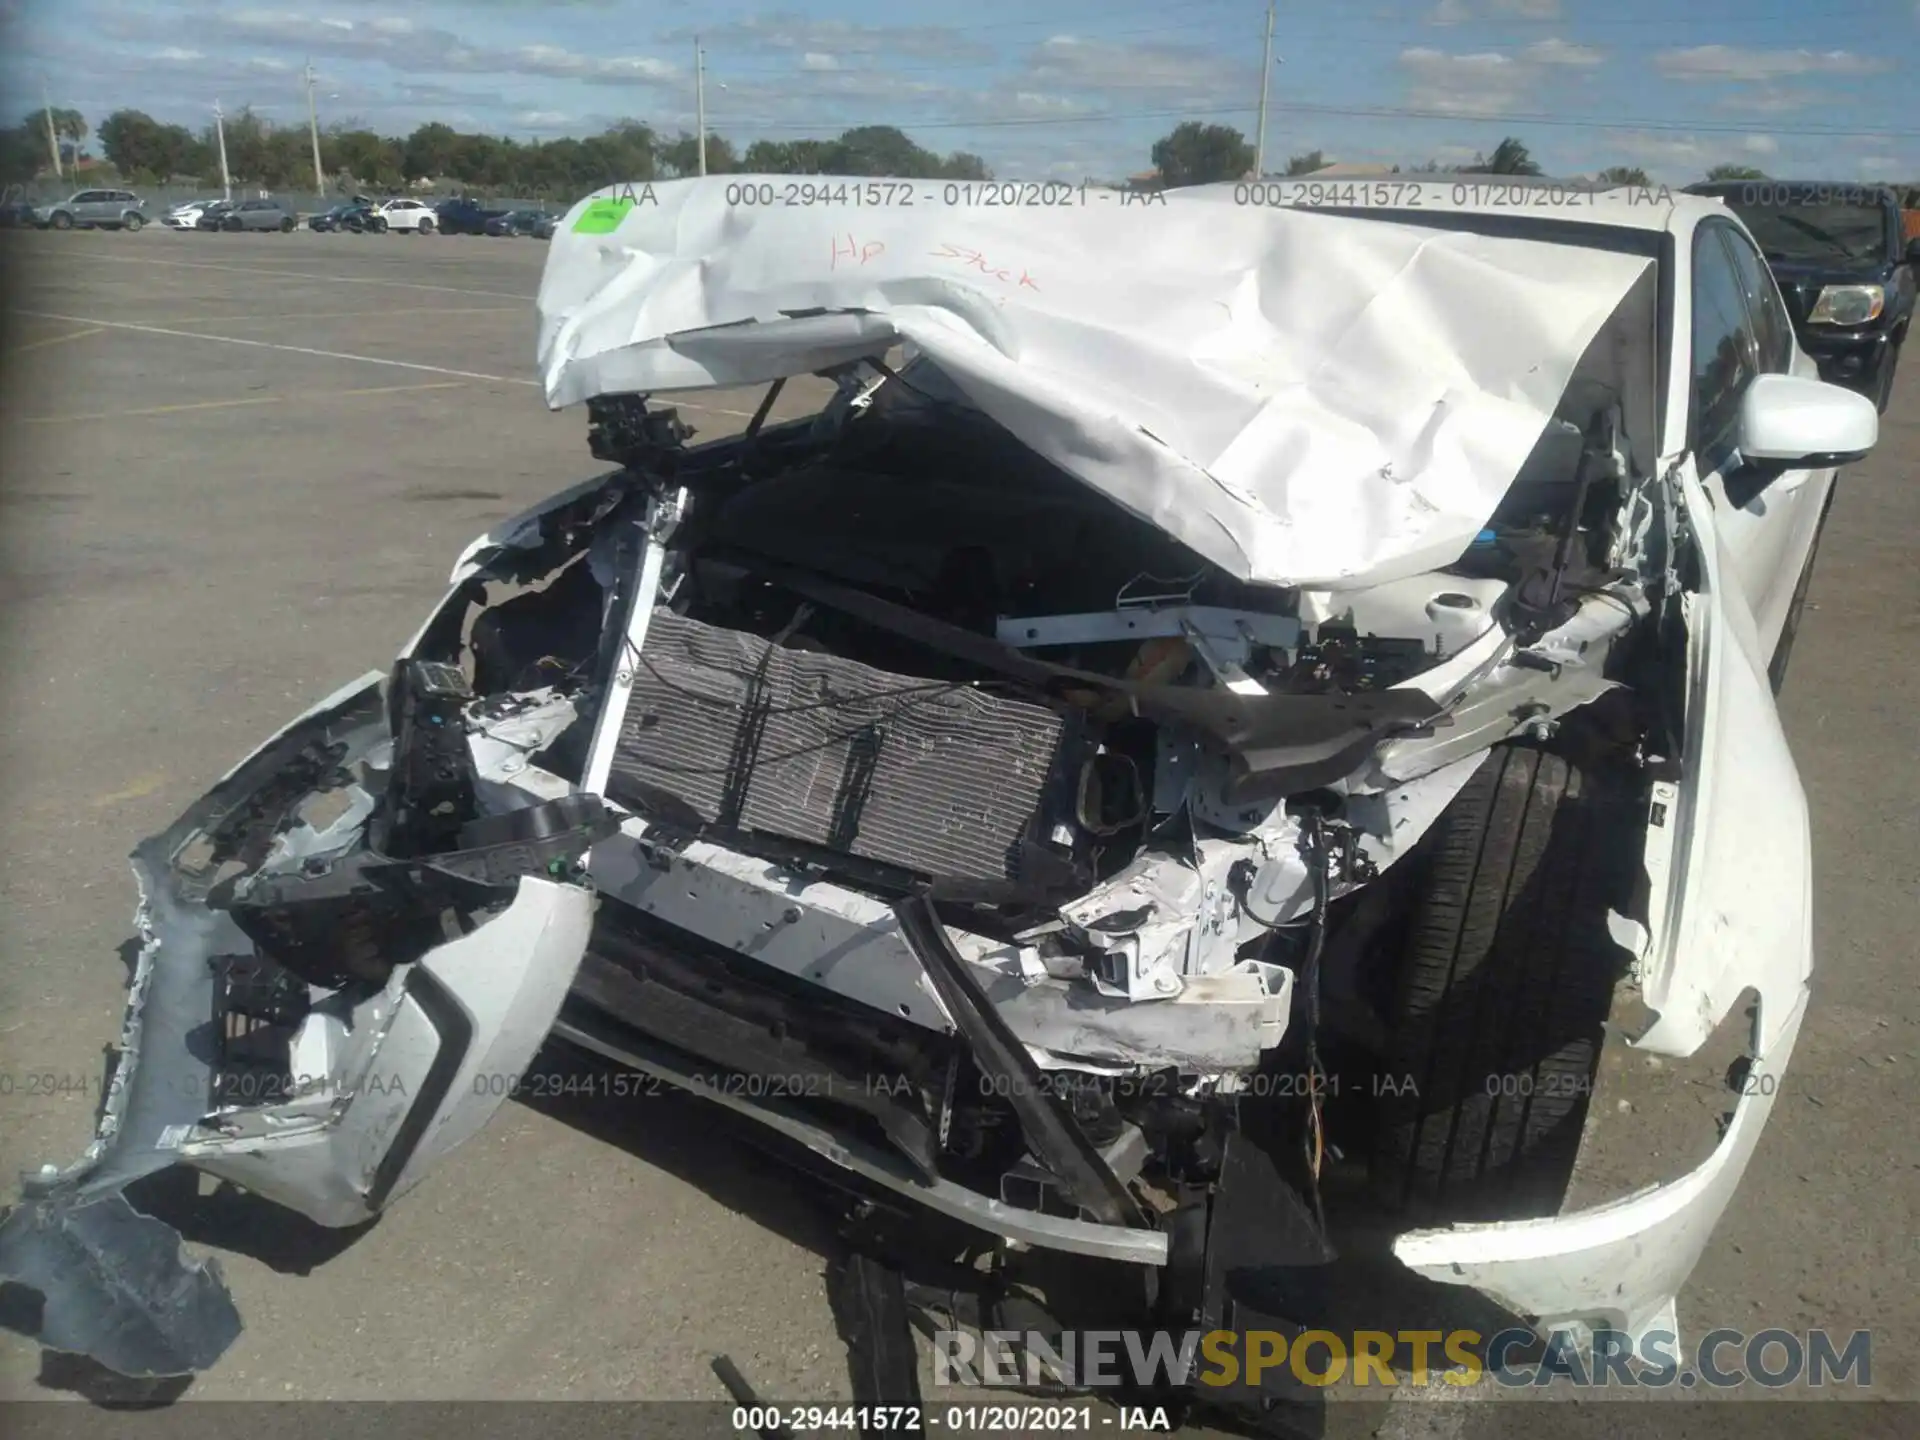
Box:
[605,610,1080,883]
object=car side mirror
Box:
[1733,373,1878,486]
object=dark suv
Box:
[433,196,507,236]
[1690,180,1920,411]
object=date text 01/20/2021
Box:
[729,1405,1172,1434]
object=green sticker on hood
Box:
[572,197,635,234]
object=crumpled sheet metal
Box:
[536,177,1653,589]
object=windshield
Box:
[1729,200,1888,262]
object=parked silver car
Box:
[216,198,298,233]
[32,188,148,231]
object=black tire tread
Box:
[1370,746,1631,1223]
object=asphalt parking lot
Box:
[0,226,1916,1435]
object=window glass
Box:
[1691,228,1759,448]
[1719,227,1794,373]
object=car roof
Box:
[1251,176,1725,237]
[1689,179,1897,201]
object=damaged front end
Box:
[0,668,613,1375]
[6,183,1821,1399]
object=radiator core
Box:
[604,610,1079,883]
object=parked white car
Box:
[375,197,438,234]
[161,197,223,230]
[0,180,1876,1407]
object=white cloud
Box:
[1605,129,1784,180]
[1714,86,1822,114]
[106,9,682,88]
[1399,48,1531,115]
[1653,46,1889,82]
[1025,34,1236,94]
[1006,91,1095,117]
[1525,38,1604,68]
[513,109,571,129]
[1398,37,1605,116]
[1429,0,1561,20]
[665,16,992,63]
[508,45,676,82]
[1857,156,1905,177]
[800,53,839,72]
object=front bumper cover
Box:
[0,674,606,1377]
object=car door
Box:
[1688,218,1832,655]
[70,190,106,222]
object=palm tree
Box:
[1480,137,1542,176]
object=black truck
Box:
[1690,180,1920,412]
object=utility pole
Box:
[304,60,326,198]
[42,80,62,181]
[695,37,707,176]
[214,99,232,201]
[1254,2,1275,179]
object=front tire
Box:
[418,216,435,235]
[1370,746,1633,1223]
[49,211,72,230]
[123,213,144,232]
[280,216,295,233]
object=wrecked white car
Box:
[1,180,1876,1394]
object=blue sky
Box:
[3,0,1917,182]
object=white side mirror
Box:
[1735,372,1878,469]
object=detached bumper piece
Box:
[0,665,611,1378]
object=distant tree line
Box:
[1141,123,1909,192]
[3,106,1909,199]
[2,107,989,196]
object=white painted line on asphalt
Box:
[17,308,541,386]
[14,308,763,420]
[23,380,466,425]
[49,250,533,300]
[9,325,104,354]
[155,305,525,326]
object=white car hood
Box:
[535,177,1651,588]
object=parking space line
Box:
[156,305,525,326]
[23,380,465,425]
[49,251,530,300]
[15,308,765,423]
[17,308,541,386]
[10,325,104,354]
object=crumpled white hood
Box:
[535,177,1652,588]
